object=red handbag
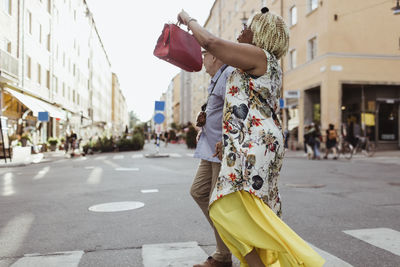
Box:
[153,24,202,72]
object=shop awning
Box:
[4,88,66,121]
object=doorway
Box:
[378,102,399,142]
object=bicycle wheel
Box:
[365,142,376,157]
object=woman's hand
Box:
[213,141,223,161]
[177,10,191,25]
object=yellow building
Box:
[267,0,400,149]
[172,73,181,126]
[112,73,129,136]
[187,0,400,150]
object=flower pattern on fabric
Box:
[210,50,285,218]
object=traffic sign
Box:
[154,113,165,124]
[38,112,49,122]
[155,101,165,111]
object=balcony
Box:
[0,49,18,83]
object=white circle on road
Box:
[88,202,145,212]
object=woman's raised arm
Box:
[178,10,267,76]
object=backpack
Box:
[328,130,337,140]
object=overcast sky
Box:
[86,0,215,122]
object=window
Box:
[308,37,317,61]
[39,24,42,43]
[47,34,50,51]
[290,6,297,26]
[62,82,65,97]
[54,76,58,93]
[46,70,50,89]
[74,9,76,21]
[27,11,32,34]
[289,49,297,69]
[37,63,41,84]
[63,52,65,67]
[27,56,32,78]
[47,0,51,14]
[308,0,318,12]
[3,38,11,53]
[73,90,75,102]
[73,64,75,76]
[68,87,70,100]
[4,0,11,15]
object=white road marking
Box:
[141,189,159,193]
[2,172,14,196]
[115,167,139,171]
[34,166,50,180]
[0,214,34,257]
[10,251,84,267]
[343,228,400,257]
[142,242,208,267]
[308,243,353,267]
[169,153,182,158]
[78,157,87,161]
[94,156,107,160]
[88,201,144,212]
[186,153,194,157]
[87,167,102,185]
[113,155,124,160]
[131,154,144,159]
[85,166,95,169]
[102,159,120,168]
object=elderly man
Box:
[191,50,234,267]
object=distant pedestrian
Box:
[284,128,290,149]
[178,7,324,267]
[164,131,169,147]
[324,123,338,159]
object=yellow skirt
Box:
[209,191,325,267]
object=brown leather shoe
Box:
[193,256,232,267]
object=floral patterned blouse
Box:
[210,50,285,217]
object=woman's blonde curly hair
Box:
[249,10,289,59]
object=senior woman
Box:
[178,8,324,267]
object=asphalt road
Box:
[0,143,399,267]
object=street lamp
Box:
[240,12,248,27]
[393,0,400,15]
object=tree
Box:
[129,111,140,130]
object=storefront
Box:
[1,85,67,145]
[341,84,400,150]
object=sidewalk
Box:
[285,149,400,158]
[0,150,68,168]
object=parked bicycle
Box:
[337,135,353,160]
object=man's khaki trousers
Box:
[190,159,232,263]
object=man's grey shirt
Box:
[194,65,234,163]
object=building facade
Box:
[112,73,128,136]
[0,0,125,150]
[163,0,400,150]
[172,73,180,126]
[268,0,400,149]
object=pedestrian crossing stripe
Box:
[131,154,144,159]
[6,230,400,267]
[142,242,208,267]
[113,155,124,160]
[169,153,182,158]
[8,251,83,267]
[343,228,400,257]
[308,243,353,267]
